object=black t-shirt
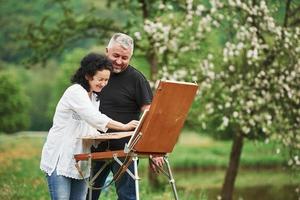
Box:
[94,65,153,151]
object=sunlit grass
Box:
[154,131,287,169]
[0,132,298,200]
[0,134,47,200]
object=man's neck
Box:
[114,65,130,75]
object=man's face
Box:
[106,44,132,73]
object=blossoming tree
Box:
[111,0,220,81]
[183,1,299,199]
[123,0,300,199]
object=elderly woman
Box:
[40,53,138,200]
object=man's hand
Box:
[150,156,165,173]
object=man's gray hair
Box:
[107,33,134,55]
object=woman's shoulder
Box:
[66,84,84,92]
[63,84,86,96]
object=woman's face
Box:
[88,69,111,93]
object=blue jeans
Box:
[87,160,136,200]
[46,168,88,200]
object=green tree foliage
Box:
[22,0,120,66]
[0,70,30,133]
[23,0,221,80]
[46,48,87,120]
[109,0,222,81]
[25,63,58,130]
[0,0,68,63]
[0,0,108,130]
[0,0,41,62]
[0,0,99,63]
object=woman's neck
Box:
[88,91,92,99]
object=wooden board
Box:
[130,80,198,154]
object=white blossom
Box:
[134,32,142,40]
[222,116,229,127]
[233,111,239,118]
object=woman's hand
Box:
[123,120,139,131]
[107,119,139,131]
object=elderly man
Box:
[88,33,164,200]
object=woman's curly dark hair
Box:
[71,53,113,92]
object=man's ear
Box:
[105,48,108,55]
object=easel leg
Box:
[164,156,179,200]
[133,155,140,200]
[89,157,92,200]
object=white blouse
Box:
[40,84,111,179]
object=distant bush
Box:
[0,71,29,133]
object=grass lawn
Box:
[139,130,288,170]
[0,131,298,200]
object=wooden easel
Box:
[75,80,198,200]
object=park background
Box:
[0,0,299,199]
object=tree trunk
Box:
[139,0,159,82]
[146,50,160,188]
[147,50,158,81]
[221,132,244,200]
